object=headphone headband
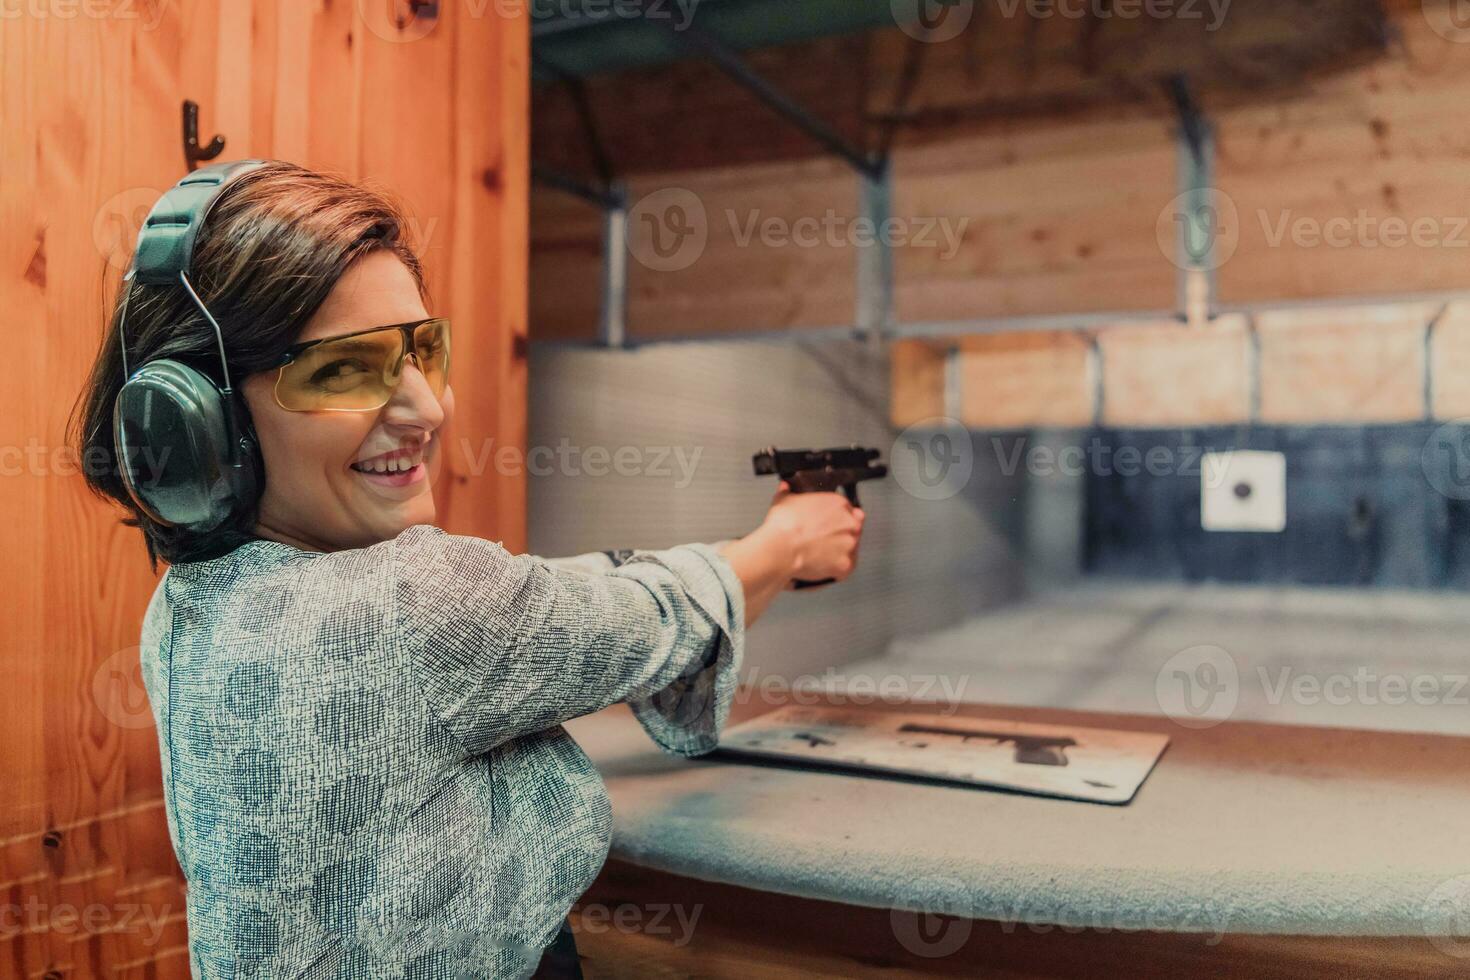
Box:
[129,159,268,285]
[120,159,268,381]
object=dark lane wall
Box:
[1082,424,1470,590]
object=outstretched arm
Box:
[539,482,864,632]
[394,485,864,756]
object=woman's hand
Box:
[718,481,866,629]
[759,482,864,588]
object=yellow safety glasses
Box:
[271,318,450,412]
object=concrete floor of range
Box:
[817,581,1470,737]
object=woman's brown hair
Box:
[69,162,427,567]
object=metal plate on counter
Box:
[717,705,1169,805]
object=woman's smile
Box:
[349,433,436,497]
[351,441,428,486]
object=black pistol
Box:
[752,446,888,589]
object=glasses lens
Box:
[274,328,405,411]
[412,319,450,398]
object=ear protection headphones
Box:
[113,160,269,534]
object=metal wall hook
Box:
[182,100,226,172]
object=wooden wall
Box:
[529,0,1394,342]
[881,2,1470,428]
[533,155,858,341]
[528,2,1470,429]
[892,303,1466,430]
[0,2,527,976]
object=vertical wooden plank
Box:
[440,0,530,552]
[214,0,254,154]
[179,0,222,174]
[248,0,280,159]
[271,1,312,163]
[958,332,1095,429]
[356,3,455,291]
[528,185,606,342]
[890,340,950,427]
[1100,318,1252,427]
[306,0,362,178]
[0,0,53,874]
[1256,306,1437,424]
[1432,302,1470,419]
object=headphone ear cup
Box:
[114,360,259,532]
[228,394,264,509]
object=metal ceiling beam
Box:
[599,185,630,349]
[648,16,884,180]
[531,0,901,79]
[1165,74,1217,325]
[533,51,617,191]
[856,167,894,340]
[532,0,737,39]
[530,164,623,210]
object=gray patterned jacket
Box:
[139,524,745,978]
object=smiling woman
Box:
[66,161,865,978]
[240,251,456,553]
[71,161,433,566]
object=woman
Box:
[72,162,864,978]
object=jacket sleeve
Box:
[393,525,745,757]
[539,550,632,576]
